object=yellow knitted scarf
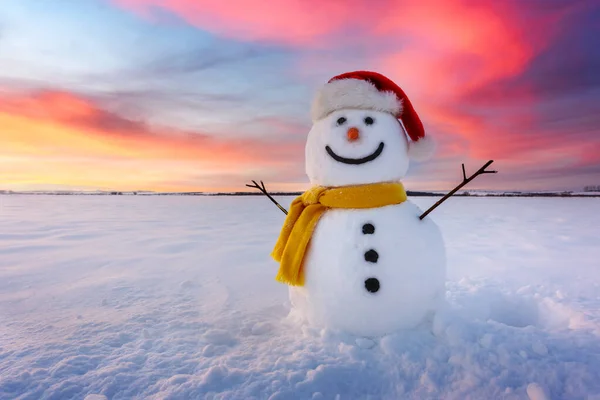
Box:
[271,182,407,286]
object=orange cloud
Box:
[0,89,303,191]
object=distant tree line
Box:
[583,185,600,192]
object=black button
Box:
[365,278,380,293]
[364,249,379,263]
[362,223,375,234]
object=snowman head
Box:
[305,71,435,187]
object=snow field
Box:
[0,195,599,399]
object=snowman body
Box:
[289,103,446,337]
[289,202,445,337]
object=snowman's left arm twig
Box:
[245,180,288,215]
[419,160,497,220]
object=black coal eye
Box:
[364,116,374,125]
[336,117,347,125]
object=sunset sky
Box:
[1,0,598,192]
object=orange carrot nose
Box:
[347,127,360,142]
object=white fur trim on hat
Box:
[311,78,403,122]
[408,135,436,161]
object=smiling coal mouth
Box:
[325,142,385,165]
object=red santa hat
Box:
[311,70,435,161]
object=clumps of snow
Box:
[355,337,376,349]
[201,344,227,358]
[201,329,237,346]
[532,341,548,356]
[447,280,541,328]
[84,395,108,400]
[478,333,493,348]
[179,280,195,289]
[520,350,528,359]
[251,321,273,335]
[527,383,549,400]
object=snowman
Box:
[270,71,446,338]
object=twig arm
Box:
[245,180,288,215]
[419,160,497,220]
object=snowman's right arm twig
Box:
[419,160,497,220]
[245,180,288,215]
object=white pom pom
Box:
[408,136,436,161]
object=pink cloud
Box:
[113,0,377,46]
[110,0,596,191]
[113,0,572,154]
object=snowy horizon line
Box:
[1,189,599,197]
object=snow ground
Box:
[0,195,599,400]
